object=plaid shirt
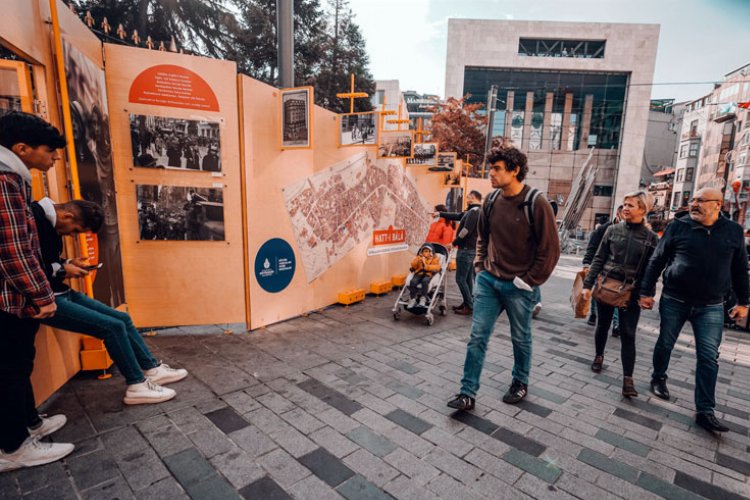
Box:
[0,172,54,317]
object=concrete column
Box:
[504,91,515,140]
[542,92,553,150]
[580,94,594,149]
[522,91,534,149]
[560,93,573,151]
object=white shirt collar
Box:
[38,197,56,226]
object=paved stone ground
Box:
[3,255,750,500]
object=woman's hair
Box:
[623,191,653,213]
[434,204,456,229]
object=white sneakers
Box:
[0,436,74,473]
[407,297,417,308]
[123,378,176,405]
[532,302,543,318]
[418,296,427,307]
[144,363,188,385]
[28,414,67,439]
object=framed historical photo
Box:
[377,129,414,159]
[129,114,222,171]
[280,86,313,149]
[136,184,225,241]
[431,151,457,172]
[406,142,438,166]
[339,111,378,147]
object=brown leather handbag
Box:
[592,272,635,308]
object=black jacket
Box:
[583,221,658,292]
[439,203,480,250]
[582,221,613,266]
[640,213,750,305]
[30,202,68,293]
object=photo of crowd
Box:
[431,152,457,172]
[340,112,378,146]
[378,130,413,158]
[130,114,222,172]
[136,185,225,241]
[406,142,438,166]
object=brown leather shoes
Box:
[454,306,473,315]
[622,376,638,398]
[591,356,603,373]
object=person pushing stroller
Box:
[407,244,441,308]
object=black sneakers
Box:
[649,378,670,400]
[695,413,729,433]
[612,327,620,338]
[502,380,528,404]
[447,394,475,411]
[586,315,597,326]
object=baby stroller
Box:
[392,243,452,325]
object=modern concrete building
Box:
[445,19,659,228]
[373,80,410,131]
[642,99,683,186]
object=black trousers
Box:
[0,310,41,452]
[594,297,641,377]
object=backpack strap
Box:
[519,188,541,228]
[481,189,502,242]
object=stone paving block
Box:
[116,447,171,491]
[346,427,396,457]
[80,476,135,500]
[382,475,436,500]
[13,458,67,493]
[209,447,265,489]
[383,448,440,485]
[491,427,546,457]
[423,447,482,483]
[342,449,400,487]
[204,407,251,434]
[21,479,77,500]
[449,410,499,435]
[140,423,193,458]
[309,426,360,459]
[287,475,344,500]
[299,447,356,487]
[135,477,188,500]
[256,448,311,487]
[384,380,424,400]
[163,448,215,488]
[384,409,432,435]
[611,407,663,431]
[67,449,122,492]
[385,360,420,375]
[186,474,242,500]
[710,471,750,498]
[316,408,361,434]
[425,474,483,500]
[279,407,325,435]
[514,473,576,500]
[502,448,562,483]
[528,385,570,405]
[420,426,473,457]
[352,408,398,435]
[336,474,394,500]
[257,392,297,414]
[378,425,436,459]
[576,448,639,483]
[228,424,277,458]
[463,447,524,484]
[674,471,748,500]
[516,399,553,418]
[297,379,364,416]
[187,422,236,459]
[636,473,706,500]
[194,398,229,414]
[716,452,750,476]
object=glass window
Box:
[510,111,524,145]
[689,142,699,157]
[679,144,689,158]
[676,169,684,182]
[686,167,694,182]
[593,185,613,196]
[672,192,681,207]
[518,38,606,58]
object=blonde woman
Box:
[581,192,658,397]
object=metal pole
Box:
[277,0,294,87]
[482,85,498,177]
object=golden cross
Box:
[387,101,409,131]
[336,74,369,114]
[414,117,430,144]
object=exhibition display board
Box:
[104,44,245,327]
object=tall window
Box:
[685,167,694,182]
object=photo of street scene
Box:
[406,142,438,166]
[378,130,413,158]
[136,185,225,241]
[339,112,378,146]
[282,88,311,147]
[431,151,457,172]
[130,114,221,171]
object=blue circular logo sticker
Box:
[254,238,296,293]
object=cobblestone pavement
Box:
[3,255,750,499]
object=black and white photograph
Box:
[377,129,414,158]
[431,151,457,172]
[339,112,378,146]
[445,187,464,213]
[63,38,125,307]
[281,87,312,148]
[130,114,221,171]
[406,142,438,166]
[136,185,225,241]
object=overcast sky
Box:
[348,0,750,103]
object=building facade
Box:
[444,20,659,228]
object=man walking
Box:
[639,187,749,433]
[436,190,482,315]
[0,112,74,471]
[448,147,560,409]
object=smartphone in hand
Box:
[83,263,103,271]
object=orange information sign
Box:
[128,64,219,111]
[372,226,406,246]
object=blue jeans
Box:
[42,290,159,385]
[652,295,724,414]
[460,271,536,397]
[455,249,476,309]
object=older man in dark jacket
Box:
[639,188,749,434]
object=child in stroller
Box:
[407,245,441,308]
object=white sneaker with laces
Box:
[407,297,417,308]
[123,379,176,405]
[28,414,67,439]
[418,296,427,307]
[144,363,188,385]
[532,302,543,318]
[0,436,74,472]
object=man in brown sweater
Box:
[448,147,560,410]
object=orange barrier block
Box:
[80,336,113,371]
[391,274,407,287]
[448,259,457,271]
[370,281,393,295]
[338,289,366,305]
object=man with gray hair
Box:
[639,187,749,433]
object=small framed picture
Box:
[406,142,438,166]
[280,86,313,149]
[431,151,457,172]
[339,112,379,147]
[378,129,414,159]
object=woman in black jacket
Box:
[581,192,658,397]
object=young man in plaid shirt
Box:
[0,112,74,471]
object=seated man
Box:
[407,245,441,308]
[31,197,188,405]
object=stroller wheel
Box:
[439,305,446,316]
[425,315,434,326]
[393,311,401,320]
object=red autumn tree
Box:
[428,95,487,167]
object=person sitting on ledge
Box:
[30,197,188,406]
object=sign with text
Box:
[368,226,408,256]
[254,238,296,293]
[129,64,219,111]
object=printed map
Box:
[283,152,430,282]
